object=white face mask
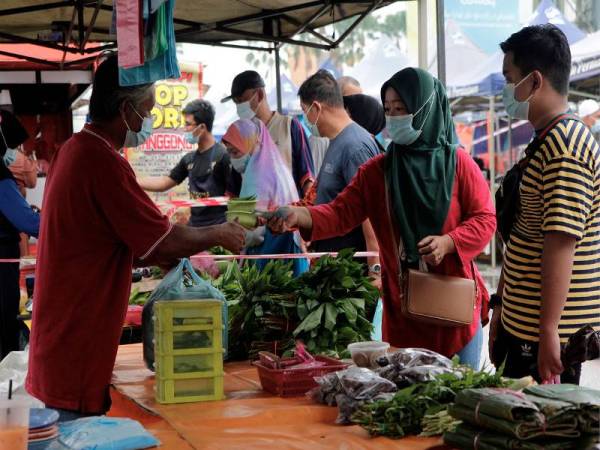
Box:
[236,92,258,120]
[231,154,250,174]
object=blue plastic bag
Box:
[370,298,383,341]
[57,417,159,450]
[142,258,228,370]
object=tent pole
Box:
[436,0,446,85]
[275,45,283,113]
[488,95,496,271]
[418,0,428,70]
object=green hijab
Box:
[381,68,459,265]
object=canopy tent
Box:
[343,34,413,98]
[447,0,587,100]
[436,19,487,88]
[0,1,401,62]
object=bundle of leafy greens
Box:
[293,249,379,358]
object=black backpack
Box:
[496,114,580,244]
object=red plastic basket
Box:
[253,356,348,397]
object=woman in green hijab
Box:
[267,68,495,369]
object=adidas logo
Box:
[521,343,532,356]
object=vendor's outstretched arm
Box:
[138,176,177,192]
[144,222,246,266]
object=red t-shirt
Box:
[26,125,172,413]
[306,150,496,357]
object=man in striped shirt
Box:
[489,24,600,384]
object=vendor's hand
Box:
[538,329,564,384]
[267,207,297,234]
[418,235,455,266]
[245,226,266,248]
[488,305,502,366]
[217,221,246,254]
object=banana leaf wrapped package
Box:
[444,423,583,450]
[524,384,600,434]
[449,387,580,439]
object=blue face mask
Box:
[303,103,321,138]
[3,148,17,167]
[386,91,435,146]
[591,119,600,134]
[184,125,201,145]
[502,73,534,121]
[123,104,153,148]
[231,154,250,174]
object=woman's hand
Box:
[266,206,312,234]
[417,234,455,266]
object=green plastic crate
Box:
[154,300,223,332]
[154,329,222,354]
[155,375,225,404]
[154,351,223,379]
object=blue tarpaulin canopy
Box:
[447,0,587,99]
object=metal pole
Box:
[418,0,428,70]
[488,95,496,270]
[275,45,283,113]
[436,0,446,85]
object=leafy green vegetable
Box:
[351,363,509,438]
[214,260,299,360]
[129,287,150,306]
[292,249,379,358]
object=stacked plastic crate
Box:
[153,300,225,403]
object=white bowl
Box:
[347,341,390,368]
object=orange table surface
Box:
[110,344,447,450]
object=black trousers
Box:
[0,241,20,360]
[492,321,581,385]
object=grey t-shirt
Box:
[313,122,380,252]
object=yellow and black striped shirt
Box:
[502,118,600,343]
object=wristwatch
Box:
[369,263,382,275]
[489,293,502,310]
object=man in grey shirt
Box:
[298,70,382,281]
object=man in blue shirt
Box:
[298,71,382,282]
[0,109,40,359]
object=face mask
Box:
[123,104,153,148]
[2,148,17,166]
[231,154,250,174]
[591,119,600,134]
[502,73,534,120]
[304,103,321,138]
[236,93,257,120]
[184,125,201,144]
[385,91,435,145]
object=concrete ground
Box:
[478,263,600,389]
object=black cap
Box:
[221,70,265,103]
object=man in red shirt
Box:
[26,55,245,420]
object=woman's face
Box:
[224,142,245,159]
[384,87,409,117]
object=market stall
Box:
[110,344,442,450]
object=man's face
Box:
[233,88,260,108]
[123,89,156,132]
[502,52,536,103]
[184,114,205,138]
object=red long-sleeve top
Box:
[305,150,496,357]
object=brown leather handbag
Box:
[385,189,476,327]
